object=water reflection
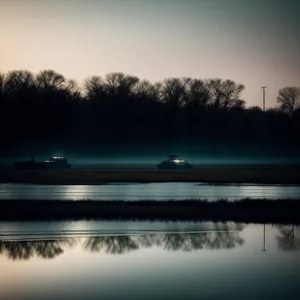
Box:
[0,231,244,260]
[2,182,300,201]
[0,238,76,261]
[84,236,139,254]
[84,231,244,254]
[1,224,300,261]
[1,223,300,300]
[277,226,300,251]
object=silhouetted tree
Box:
[206,78,245,109]
[104,72,139,99]
[3,70,35,103]
[161,78,186,107]
[84,76,105,100]
[277,87,300,114]
[65,79,81,99]
[133,80,159,102]
[184,78,209,108]
[35,70,65,91]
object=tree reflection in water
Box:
[277,226,300,251]
[3,224,300,260]
[0,224,246,260]
[0,238,77,261]
[84,235,139,255]
[83,231,244,255]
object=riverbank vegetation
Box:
[1,199,299,224]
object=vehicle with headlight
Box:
[157,155,193,170]
[14,156,71,170]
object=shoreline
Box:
[1,199,300,224]
[1,165,300,184]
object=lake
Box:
[1,182,300,201]
[0,220,299,300]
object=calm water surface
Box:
[1,183,300,200]
[0,220,299,300]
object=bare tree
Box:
[84,76,105,100]
[183,78,209,108]
[161,78,187,107]
[35,69,65,91]
[104,72,139,97]
[133,80,162,103]
[64,79,81,99]
[206,78,245,109]
[133,79,152,96]
[277,87,300,114]
[150,82,163,102]
[3,70,35,95]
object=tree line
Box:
[0,69,299,155]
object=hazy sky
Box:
[1,0,300,108]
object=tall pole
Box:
[262,86,267,111]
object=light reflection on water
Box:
[0,221,299,300]
[1,183,300,200]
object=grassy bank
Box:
[1,165,300,184]
[1,199,300,224]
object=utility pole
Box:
[262,86,267,111]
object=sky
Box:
[0,0,300,108]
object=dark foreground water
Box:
[1,183,300,200]
[0,221,299,300]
